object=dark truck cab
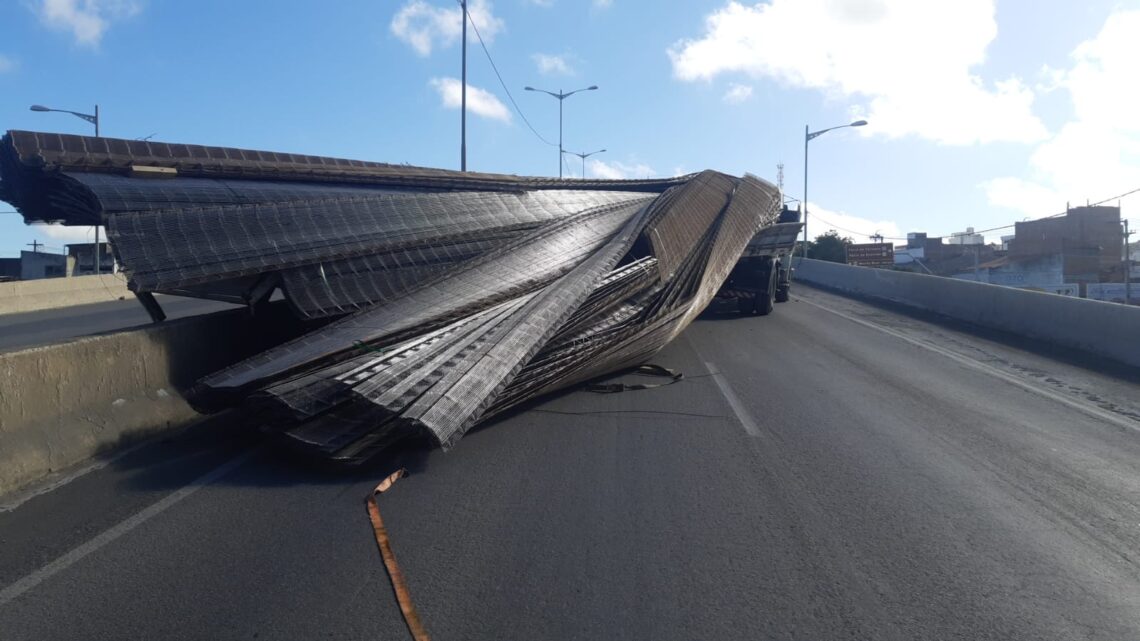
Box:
[713,206,804,315]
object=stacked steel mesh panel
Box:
[0,130,780,462]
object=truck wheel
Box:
[775,286,790,303]
[756,266,777,316]
[738,297,756,315]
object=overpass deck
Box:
[1,284,1138,640]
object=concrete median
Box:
[793,258,1140,369]
[0,274,132,315]
[0,304,308,497]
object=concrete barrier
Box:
[0,274,132,315]
[793,258,1140,369]
[0,304,308,496]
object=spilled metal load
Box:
[0,130,781,462]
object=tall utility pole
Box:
[524,85,599,178]
[802,119,868,258]
[803,125,809,258]
[1124,218,1131,304]
[460,0,467,172]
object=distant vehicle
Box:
[712,206,803,315]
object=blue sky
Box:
[1,0,1138,257]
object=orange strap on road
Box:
[365,468,432,641]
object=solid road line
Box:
[0,447,261,607]
[796,295,1140,434]
[687,336,763,437]
[703,361,764,437]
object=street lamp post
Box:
[803,119,867,258]
[564,149,606,178]
[524,85,598,179]
[460,0,467,172]
[30,104,99,137]
[31,103,103,273]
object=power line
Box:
[966,185,1140,236]
[809,214,907,241]
[805,185,1140,242]
[459,0,557,148]
[562,153,575,178]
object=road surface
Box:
[1,284,1139,640]
[0,295,239,352]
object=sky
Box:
[1,0,1138,257]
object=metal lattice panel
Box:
[0,129,782,464]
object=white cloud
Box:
[593,0,612,8]
[429,77,511,122]
[0,55,16,73]
[532,53,574,76]
[32,223,104,244]
[35,0,141,47]
[722,82,752,104]
[984,9,1140,225]
[391,0,503,57]
[668,0,1048,145]
[804,203,904,245]
[526,0,554,6]
[588,159,655,180]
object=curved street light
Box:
[803,119,866,258]
[524,85,599,178]
[31,103,103,274]
[563,148,606,178]
[30,104,100,137]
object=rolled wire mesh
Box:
[107,189,651,292]
[1,130,689,224]
[192,198,651,403]
[0,129,785,464]
[253,172,780,461]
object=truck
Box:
[713,206,804,315]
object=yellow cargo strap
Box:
[365,468,432,641]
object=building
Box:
[65,242,116,276]
[1007,205,1123,283]
[951,205,1132,302]
[0,241,115,281]
[0,257,20,281]
[16,250,67,279]
[895,232,997,276]
[947,227,984,245]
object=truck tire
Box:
[775,286,790,303]
[756,263,777,316]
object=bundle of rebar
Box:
[0,130,780,462]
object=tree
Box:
[808,230,853,263]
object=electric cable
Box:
[460,0,558,148]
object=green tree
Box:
[808,230,853,263]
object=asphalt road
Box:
[0,295,239,352]
[2,285,1139,640]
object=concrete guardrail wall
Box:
[0,274,132,315]
[0,305,307,496]
[793,258,1140,369]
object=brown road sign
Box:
[846,243,895,268]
